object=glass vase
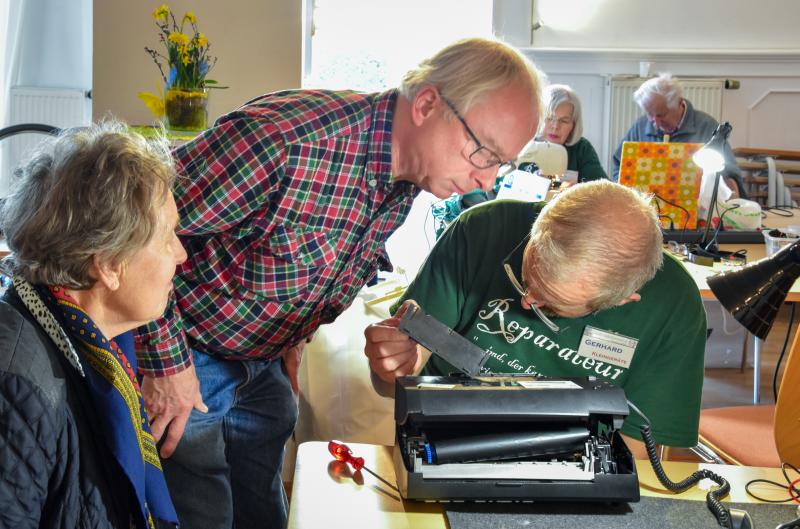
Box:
[164,88,208,131]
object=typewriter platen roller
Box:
[392,375,640,503]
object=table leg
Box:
[752,335,761,404]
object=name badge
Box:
[576,326,638,370]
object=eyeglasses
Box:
[544,116,573,127]
[501,237,562,334]
[441,96,517,175]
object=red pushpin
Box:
[328,440,365,471]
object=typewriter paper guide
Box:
[397,303,489,377]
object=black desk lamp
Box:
[690,122,733,261]
[706,236,800,529]
[708,239,800,340]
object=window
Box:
[302,0,493,278]
[304,0,492,91]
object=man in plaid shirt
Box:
[136,38,543,529]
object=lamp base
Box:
[687,245,739,267]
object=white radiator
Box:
[1,87,91,197]
[605,77,724,172]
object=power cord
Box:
[745,463,800,528]
[654,194,692,234]
[745,462,800,503]
[763,206,800,218]
[705,202,742,252]
[627,399,751,529]
[774,304,797,402]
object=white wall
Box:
[495,0,800,51]
[535,0,799,50]
[529,50,800,172]
[93,0,301,124]
[494,1,800,171]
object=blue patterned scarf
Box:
[37,284,178,529]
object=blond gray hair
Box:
[524,180,663,312]
[400,37,545,121]
[541,84,583,146]
[634,73,684,110]
[0,121,176,289]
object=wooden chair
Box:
[698,321,800,467]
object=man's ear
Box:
[616,293,641,306]
[91,254,123,291]
[410,85,440,126]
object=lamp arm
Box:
[700,170,723,250]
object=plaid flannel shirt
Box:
[135,89,418,376]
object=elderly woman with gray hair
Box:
[0,123,187,529]
[535,83,607,184]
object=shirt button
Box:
[368,179,377,188]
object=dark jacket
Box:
[0,290,137,529]
[565,137,608,182]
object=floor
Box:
[701,303,793,409]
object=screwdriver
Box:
[327,440,398,491]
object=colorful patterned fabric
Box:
[618,141,703,229]
[136,89,418,375]
[36,285,177,529]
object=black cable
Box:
[628,399,737,528]
[745,462,800,503]
[640,425,733,528]
[763,206,800,218]
[654,193,691,234]
[659,215,675,231]
[774,303,797,402]
[704,202,740,251]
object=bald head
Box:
[525,180,664,311]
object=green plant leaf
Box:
[204,80,229,89]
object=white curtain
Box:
[5,0,92,91]
[0,0,92,196]
[0,0,16,193]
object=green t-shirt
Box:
[397,200,706,447]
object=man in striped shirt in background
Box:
[135,37,543,529]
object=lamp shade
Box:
[691,121,732,173]
[708,239,800,340]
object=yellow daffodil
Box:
[152,4,169,21]
[138,91,165,119]
[168,32,190,46]
[145,5,224,96]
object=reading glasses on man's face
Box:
[501,238,561,334]
[441,96,517,175]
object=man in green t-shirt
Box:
[365,180,706,451]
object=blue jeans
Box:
[162,349,298,529]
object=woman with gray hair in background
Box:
[534,83,607,184]
[0,122,187,529]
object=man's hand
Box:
[142,364,207,458]
[364,300,423,383]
